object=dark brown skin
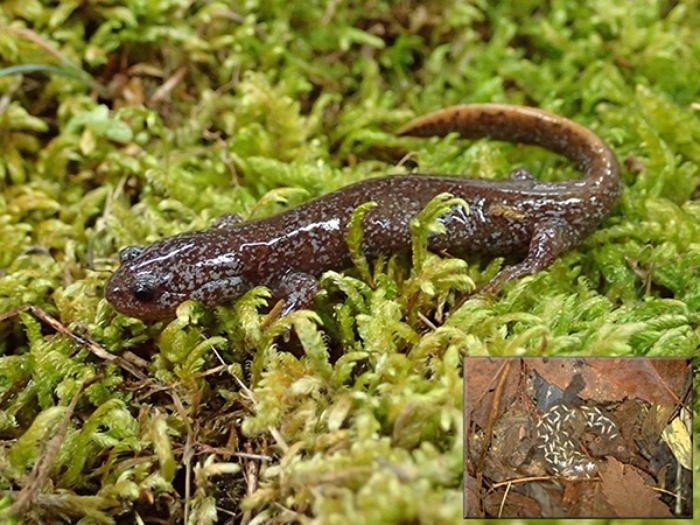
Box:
[106,104,621,320]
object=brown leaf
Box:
[599,458,673,517]
[587,358,686,406]
[464,358,522,429]
[529,358,687,406]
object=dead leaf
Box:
[465,358,522,429]
[662,408,692,471]
[599,459,673,517]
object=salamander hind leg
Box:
[272,271,320,316]
[480,219,578,294]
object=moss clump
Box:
[1,1,699,523]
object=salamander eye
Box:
[132,275,158,302]
[119,245,144,264]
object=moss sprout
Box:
[1,0,699,522]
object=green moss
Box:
[1,0,699,522]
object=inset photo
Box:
[464,357,692,518]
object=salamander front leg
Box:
[272,271,320,316]
[481,219,577,294]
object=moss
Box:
[0,0,699,523]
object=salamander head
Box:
[105,232,248,320]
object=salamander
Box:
[105,104,621,320]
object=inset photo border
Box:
[463,357,692,519]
